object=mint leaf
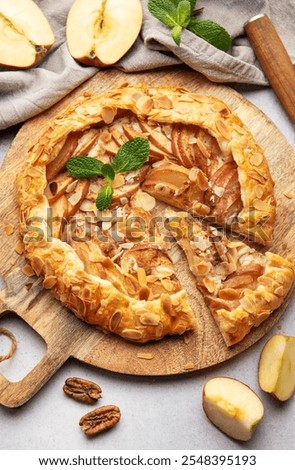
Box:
[148,0,179,28]
[171,25,182,45]
[169,0,197,12]
[187,18,232,51]
[96,184,114,211]
[66,156,103,179]
[101,163,115,183]
[112,138,150,174]
[176,1,192,28]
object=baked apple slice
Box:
[66,0,142,66]
[0,0,54,69]
[203,377,264,441]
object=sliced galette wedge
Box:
[166,210,294,346]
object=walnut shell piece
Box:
[63,377,102,405]
[79,405,121,436]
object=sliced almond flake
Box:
[121,328,143,340]
[120,197,129,205]
[183,361,195,371]
[27,166,43,177]
[252,198,270,211]
[161,279,174,292]
[15,240,24,255]
[155,95,173,109]
[80,200,96,212]
[250,153,263,166]
[254,185,264,199]
[68,187,84,207]
[100,130,112,143]
[102,221,112,231]
[43,276,57,289]
[283,192,293,199]
[136,352,154,360]
[216,118,231,140]
[137,267,147,286]
[22,264,35,277]
[248,170,266,184]
[140,312,160,326]
[146,274,158,283]
[101,106,116,124]
[65,180,78,193]
[202,277,216,293]
[152,266,174,278]
[85,105,99,116]
[136,96,153,114]
[5,224,15,235]
[120,242,134,250]
[113,174,125,189]
[240,296,257,314]
[196,137,211,158]
[132,191,156,211]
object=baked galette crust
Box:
[17,83,288,344]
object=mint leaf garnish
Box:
[66,137,150,211]
[175,1,192,28]
[148,0,180,28]
[171,25,182,46]
[101,163,115,183]
[112,138,150,174]
[147,0,232,51]
[96,185,114,211]
[66,156,103,179]
[187,18,232,52]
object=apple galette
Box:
[17,83,294,344]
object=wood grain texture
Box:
[0,67,294,408]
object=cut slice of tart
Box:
[166,210,294,346]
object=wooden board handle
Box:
[0,347,69,408]
[245,14,295,123]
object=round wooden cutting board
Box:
[0,67,294,407]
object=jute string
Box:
[0,327,17,362]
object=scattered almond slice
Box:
[5,224,15,235]
[136,352,154,360]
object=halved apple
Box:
[258,334,295,401]
[0,0,54,69]
[66,0,142,66]
[203,377,264,441]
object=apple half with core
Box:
[0,0,54,69]
[202,377,264,441]
[66,0,143,66]
[258,334,295,401]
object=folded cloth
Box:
[0,0,294,130]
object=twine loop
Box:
[0,327,17,362]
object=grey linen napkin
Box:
[0,0,294,130]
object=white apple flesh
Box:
[66,0,142,66]
[258,334,295,401]
[203,377,264,441]
[0,0,54,69]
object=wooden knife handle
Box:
[245,14,295,123]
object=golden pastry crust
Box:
[17,83,279,343]
[167,210,294,346]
